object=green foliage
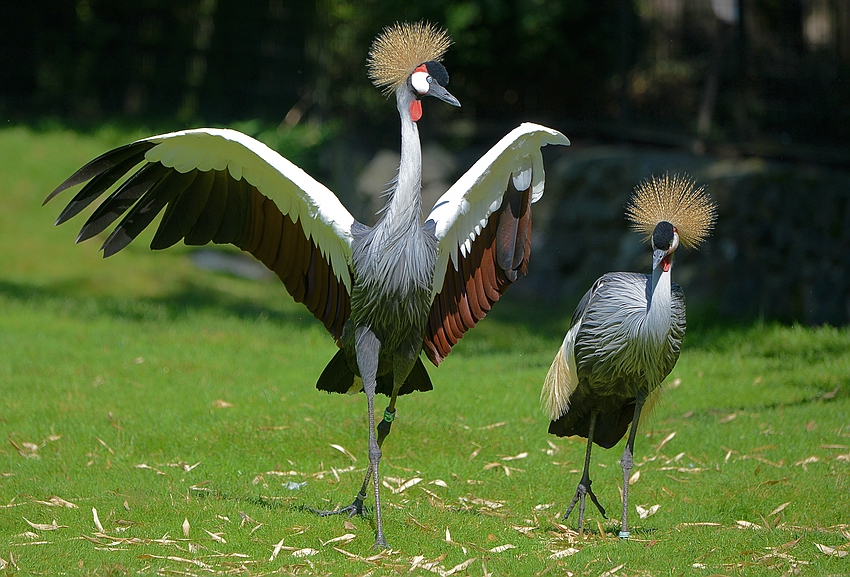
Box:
[318,0,627,131]
[1,127,849,575]
[5,0,849,153]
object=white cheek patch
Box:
[670,232,680,252]
[411,71,430,95]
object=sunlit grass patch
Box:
[1,125,849,575]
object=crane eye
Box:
[411,71,430,95]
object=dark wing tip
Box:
[44,172,92,206]
[101,230,131,258]
[44,141,155,208]
[43,188,61,207]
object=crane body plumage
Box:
[45,22,569,548]
[546,270,686,446]
[339,85,439,395]
[542,174,715,539]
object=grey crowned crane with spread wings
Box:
[45,22,568,548]
[541,174,715,539]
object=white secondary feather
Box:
[141,128,356,291]
[426,123,569,297]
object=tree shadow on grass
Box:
[0,272,813,360]
[193,490,368,518]
[0,278,320,333]
[0,263,585,350]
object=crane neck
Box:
[649,260,669,293]
[645,258,673,339]
[378,88,422,234]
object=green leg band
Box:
[383,408,396,423]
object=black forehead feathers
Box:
[652,221,675,249]
[424,61,449,86]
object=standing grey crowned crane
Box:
[541,174,715,539]
[44,22,568,548]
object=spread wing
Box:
[422,123,569,365]
[44,128,355,341]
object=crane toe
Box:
[311,494,367,518]
[563,477,607,532]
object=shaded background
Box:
[2,0,849,324]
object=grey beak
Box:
[652,248,667,270]
[428,83,461,107]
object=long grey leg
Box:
[619,392,647,539]
[563,411,607,532]
[313,327,388,548]
[347,353,411,533]
[360,393,399,488]
[329,399,396,520]
[367,350,416,546]
[313,342,415,548]
[349,327,390,549]
[338,400,396,517]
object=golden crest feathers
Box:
[368,22,452,94]
[626,173,717,249]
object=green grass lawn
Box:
[1,125,848,576]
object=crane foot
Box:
[563,480,607,531]
[311,493,367,518]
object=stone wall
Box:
[528,145,850,325]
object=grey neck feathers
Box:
[351,88,433,295]
[378,88,422,235]
[644,262,673,342]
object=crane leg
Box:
[563,411,607,532]
[618,392,647,539]
[356,327,389,549]
[313,327,389,549]
[323,399,396,516]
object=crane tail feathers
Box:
[317,352,433,397]
[316,350,356,394]
[637,386,663,433]
[398,357,434,395]
[541,342,575,421]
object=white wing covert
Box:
[45,128,356,340]
[422,123,569,365]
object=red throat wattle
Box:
[410,100,422,122]
[661,256,671,272]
